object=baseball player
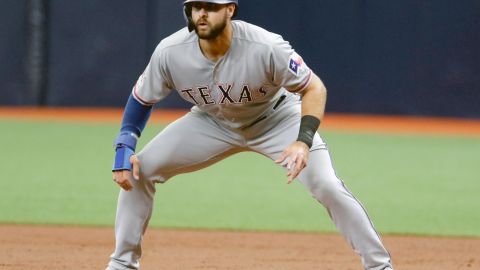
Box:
[107,1,394,269]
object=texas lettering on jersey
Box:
[179,84,268,105]
[133,21,312,128]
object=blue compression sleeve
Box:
[114,94,153,150]
[120,94,153,138]
[112,94,153,171]
[114,94,153,149]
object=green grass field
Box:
[1,119,479,237]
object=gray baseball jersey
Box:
[107,20,393,270]
[133,20,311,129]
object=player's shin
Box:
[108,177,156,270]
[298,150,393,270]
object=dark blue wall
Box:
[47,0,149,106]
[1,1,479,118]
[0,0,27,105]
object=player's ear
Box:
[226,3,235,19]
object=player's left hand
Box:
[275,141,310,184]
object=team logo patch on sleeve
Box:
[288,52,304,76]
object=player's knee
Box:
[135,153,170,183]
[312,179,343,202]
[300,171,346,205]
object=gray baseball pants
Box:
[107,98,393,270]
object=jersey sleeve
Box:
[132,44,173,105]
[269,35,312,93]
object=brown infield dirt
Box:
[1,107,480,270]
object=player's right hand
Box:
[112,155,140,191]
[275,141,310,184]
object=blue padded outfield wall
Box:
[1,0,479,118]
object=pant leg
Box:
[107,110,242,270]
[298,149,393,270]
[248,102,393,270]
[108,176,156,270]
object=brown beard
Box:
[194,15,228,40]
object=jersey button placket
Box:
[212,64,225,121]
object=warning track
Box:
[1,106,479,136]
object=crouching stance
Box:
[107,1,394,269]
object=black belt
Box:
[244,94,287,129]
[273,94,286,110]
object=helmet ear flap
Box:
[187,17,195,32]
[231,3,238,18]
[183,4,195,32]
